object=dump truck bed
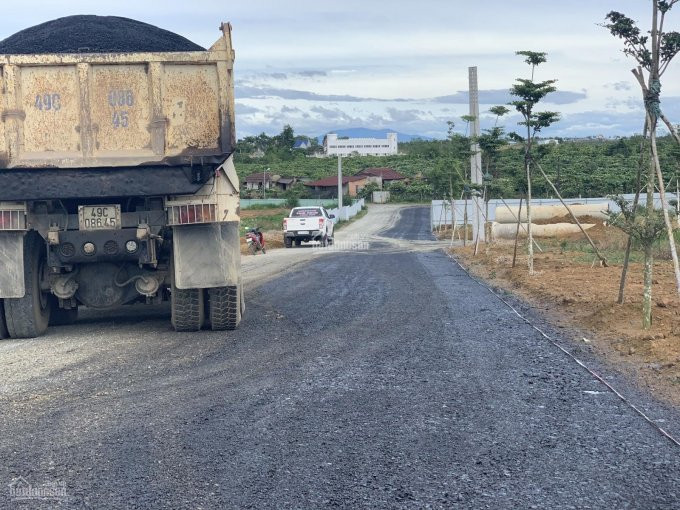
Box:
[0,23,235,169]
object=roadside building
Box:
[304,175,368,198]
[355,167,406,188]
[273,176,297,191]
[323,132,398,157]
[243,172,273,191]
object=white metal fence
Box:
[430,193,671,229]
[328,199,365,222]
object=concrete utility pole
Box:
[263,167,270,200]
[468,67,482,242]
[338,156,343,210]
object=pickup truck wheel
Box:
[49,299,78,326]
[321,235,329,247]
[284,238,292,248]
[208,286,240,331]
[295,239,302,247]
[0,301,8,339]
[4,233,51,339]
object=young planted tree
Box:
[608,196,667,329]
[478,106,510,243]
[605,3,680,295]
[509,51,560,274]
[448,119,475,244]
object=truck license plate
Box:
[297,230,309,234]
[78,205,122,230]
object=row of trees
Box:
[236,130,680,201]
[235,125,320,162]
[443,1,680,331]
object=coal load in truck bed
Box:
[0,15,205,54]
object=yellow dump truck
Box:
[0,22,243,338]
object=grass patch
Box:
[242,202,287,210]
[241,209,288,232]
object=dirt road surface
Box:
[1,205,680,508]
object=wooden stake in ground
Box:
[463,195,468,246]
[534,161,609,267]
[473,189,484,256]
[450,197,457,247]
[618,121,647,304]
[499,197,543,253]
[630,65,680,295]
[512,197,524,268]
[648,110,680,294]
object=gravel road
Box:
[1,205,680,509]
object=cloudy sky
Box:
[1,1,679,139]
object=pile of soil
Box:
[0,15,204,54]
[533,214,606,225]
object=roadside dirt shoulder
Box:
[452,241,680,407]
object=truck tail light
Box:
[167,204,217,225]
[319,218,324,229]
[283,218,287,229]
[0,208,26,230]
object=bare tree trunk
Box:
[484,185,489,244]
[648,112,680,294]
[534,161,609,267]
[619,236,635,302]
[450,197,456,247]
[618,122,647,304]
[526,161,534,275]
[463,196,468,246]
[499,197,543,252]
[659,113,680,145]
[437,200,445,234]
[512,197,524,268]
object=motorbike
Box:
[246,227,266,255]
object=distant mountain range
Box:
[316,128,433,143]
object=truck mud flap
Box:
[173,222,240,290]
[0,232,25,298]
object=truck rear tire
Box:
[4,233,51,339]
[295,239,302,247]
[0,301,8,339]
[284,238,292,248]
[207,285,241,331]
[169,254,205,332]
[171,287,205,332]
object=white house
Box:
[323,133,398,157]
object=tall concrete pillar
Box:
[469,67,482,242]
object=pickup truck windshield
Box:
[291,208,322,218]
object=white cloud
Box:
[0,0,674,139]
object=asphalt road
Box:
[1,206,680,509]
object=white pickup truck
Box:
[283,207,335,248]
